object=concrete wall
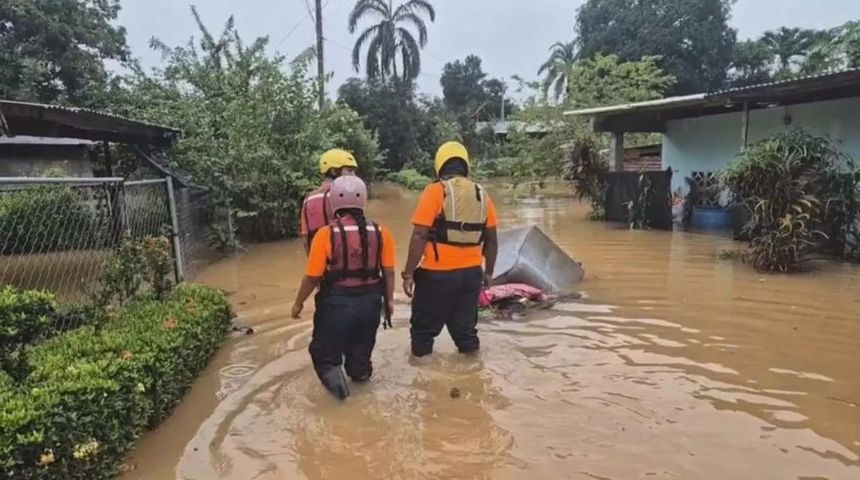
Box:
[662,96,860,193]
[0,145,93,177]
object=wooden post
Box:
[740,101,750,149]
[609,132,625,172]
[315,0,325,110]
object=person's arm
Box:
[402,185,439,296]
[482,227,498,285]
[292,275,321,318]
[292,227,328,318]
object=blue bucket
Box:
[691,207,732,230]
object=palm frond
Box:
[397,13,429,46]
[348,0,389,33]
[366,33,385,79]
[394,0,436,23]
[352,24,381,72]
[397,28,422,81]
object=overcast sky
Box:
[117,0,860,98]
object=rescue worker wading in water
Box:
[401,142,499,357]
[301,149,359,253]
[291,176,396,400]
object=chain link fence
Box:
[0,177,218,300]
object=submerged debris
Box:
[449,387,461,399]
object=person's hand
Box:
[483,273,494,288]
[383,301,394,329]
[291,302,303,319]
[401,271,415,298]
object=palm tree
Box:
[762,27,819,74]
[538,41,576,102]
[348,0,436,82]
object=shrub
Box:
[0,287,57,381]
[0,284,232,479]
[563,135,608,220]
[0,186,103,255]
[723,130,858,272]
[386,169,433,191]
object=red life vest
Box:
[304,182,333,248]
[325,216,383,289]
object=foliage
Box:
[348,0,436,82]
[574,0,736,94]
[0,284,231,480]
[566,54,676,109]
[441,55,515,121]
[0,0,129,106]
[0,186,104,255]
[385,168,433,190]
[723,130,858,272]
[538,41,577,103]
[109,8,379,244]
[96,236,175,307]
[319,105,384,181]
[728,40,776,87]
[730,22,860,87]
[339,77,438,172]
[0,287,57,381]
[563,134,609,220]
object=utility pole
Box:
[315,0,325,110]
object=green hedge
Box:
[385,168,433,191]
[0,284,232,479]
[0,186,106,255]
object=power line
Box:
[274,0,330,51]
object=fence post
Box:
[165,178,186,283]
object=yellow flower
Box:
[73,440,99,460]
[39,450,55,466]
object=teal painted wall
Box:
[662,96,860,194]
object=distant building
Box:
[565,69,860,194]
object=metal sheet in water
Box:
[493,225,584,293]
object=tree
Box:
[348,0,436,82]
[538,41,577,102]
[728,39,775,87]
[338,77,428,171]
[566,54,676,109]
[0,0,129,106]
[575,0,736,94]
[111,7,379,243]
[761,27,822,74]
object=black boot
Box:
[320,367,350,400]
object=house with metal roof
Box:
[0,100,184,180]
[565,68,860,195]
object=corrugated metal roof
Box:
[564,68,860,118]
[0,135,97,146]
[708,67,860,97]
[0,100,181,133]
[564,94,706,117]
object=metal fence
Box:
[0,176,216,300]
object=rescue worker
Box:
[291,175,396,400]
[301,149,359,253]
[401,142,499,357]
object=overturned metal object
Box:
[493,226,585,294]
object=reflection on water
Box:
[124,183,860,480]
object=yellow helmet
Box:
[434,141,470,177]
[319,149,358,174]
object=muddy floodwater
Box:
[123,183,860,480]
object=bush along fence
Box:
[0,178,233,479]
[0,176,219,299]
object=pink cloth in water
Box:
[478,283,548,308]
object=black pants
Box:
[309,287,383,382]
[410,267,483,356]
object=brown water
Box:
[123,183,860,480]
